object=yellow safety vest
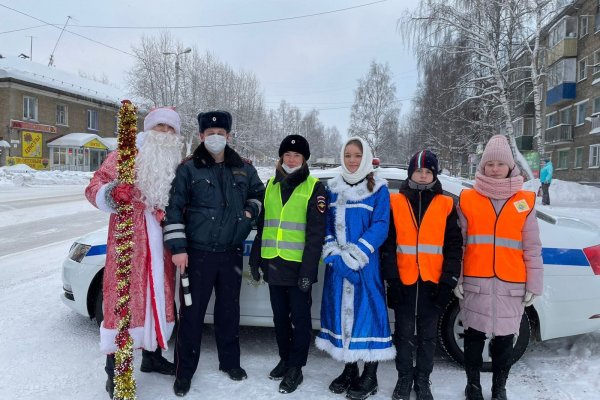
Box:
[261,175,318,262]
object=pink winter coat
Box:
[457,197,543,336]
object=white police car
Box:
[61,168,600,370]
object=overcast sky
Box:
[1,0,421,136]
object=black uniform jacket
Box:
[164,143,265,254]
[249,164,327,286]
[380,178,463,288]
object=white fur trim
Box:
[327,175,387,202]
[340,250,360,270]
[315,337,396,363]
[95,184,117,213]
[145,211,169,349]
[346,203,374,211]
[341,279,354,349]
[100,322,175,354]
[322,241,341,258]
[344,243,369,269]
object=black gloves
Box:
[298,277,312,293]
[250,264,261,282]
[432,283,453,311]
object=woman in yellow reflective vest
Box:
[454,135,543,400]
[249,134,326,394]
[380,149,463,400]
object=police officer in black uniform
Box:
[164,110,265,397]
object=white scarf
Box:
[340,136,373,184]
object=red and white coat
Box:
[85,150,176,354]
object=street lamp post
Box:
[163,47,192,107]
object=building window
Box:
[548,16,578,47]
[559,106,572,124]
[547,58,576,88]
[557,149,569,169]
[575,100,588,126]
[546,112,558,129]
[23,96,38,121]
[56,104,68,126]
[580,16,589,37]
[594,96,600,115]
[574,147,583,168]
[87,109,99,131]
[593,49,600,75]
[578,57,588,81]
[590,144,600,167]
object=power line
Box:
[64,0,390,29]
[0,3,136,58]
[0,24,48,35]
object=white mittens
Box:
[523,290,537,307]
[453,284,464,300]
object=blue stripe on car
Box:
[86,241,254,257]
[542,248,590,266]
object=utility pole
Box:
[163,47,192,107]
[26,36,35,61]
[48,16,72,67]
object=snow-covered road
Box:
[1,179,599,399]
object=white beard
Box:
[135,130,184,211]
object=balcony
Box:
[514,101,535,117]
[515,135,534,151]
[545,124,573,144]
[546,82,576,106]
[546,37,578,66]
[591,115,600,134]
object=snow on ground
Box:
[1,168,600,399]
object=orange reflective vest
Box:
[459,189,535,283]
[390,193,454,285]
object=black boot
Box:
[491,369,509,400]
[329,363,359,394]
[269,359,287,380]
[140,348,176,375]
[414,373,433,400]
[173,378,191,397]
[392,372,413,400]
[464,368,484,400]
[279,367,303,394]
[105,355,115,399]
[346,362,378,400]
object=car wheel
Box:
[94,285,104,327]
[438,299,530,372]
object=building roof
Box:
[0,56,124,105]
[47,132,115,150]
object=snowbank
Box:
[524,178,600,205]
[0,167,92,186]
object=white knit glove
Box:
[453,284,464,300]
[523,291,537,307]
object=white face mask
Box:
[282,163,301,174]
[204,134,227,154]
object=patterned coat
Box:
[316,175,396,362]
[85,149,176,354]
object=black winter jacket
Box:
[164,143,265,254]
[249,164,327,286]
[380,178,463,288]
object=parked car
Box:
[61,167,600,370]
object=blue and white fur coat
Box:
[316,174,396,362]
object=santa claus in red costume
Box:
[85,107,184,399]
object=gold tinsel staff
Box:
[113,99,138,400]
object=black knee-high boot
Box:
[329,362,359,394]
[463,329,485,400]
[490,335,513,400]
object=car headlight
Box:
[68,243,91,263]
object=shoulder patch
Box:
[513,199,530,213]
[232,169,247,177]
[317,195,326,214]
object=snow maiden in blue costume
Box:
[317,137,395,400]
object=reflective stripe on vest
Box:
[460,189,535,283]
[261,175,318,262]
[390,192,454,285]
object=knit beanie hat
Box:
[144,107,181,135]
[278,134,310,160]
[479,134,515,170]
[408,150,439,181]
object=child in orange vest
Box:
[381,150,463,400]
[454,135,543,400]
